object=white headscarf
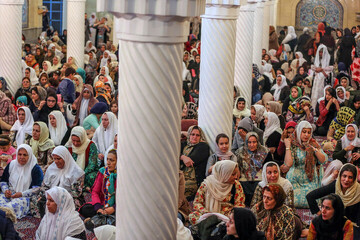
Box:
[89,12,97,26]
[10,107,34,145]
[93,112,118,154]
[9,144,38,192]
[85,41,96,53]
[43,146,84,189]
[93,66,115,92]
[341,124,360,162]
[50,56,62,72]
[262,62,274,84]
[79,96,90,126]
[48,111,67,146]
[271,75,287,101]
[27,67,38,86]
[203,160,237,213]
[233,96,251,119]
[296,121,313,144]
[282,26,297,44]
[67,126,91,170]
[317,85,332,103]
[252,104,266,125]
[36,186,85,240]
[94,225,116,240]
[100,50,110,68]
[314,44,330,68]
[336,86,347,104]
[42,61,52,74]
[258,161,293,194]
[263,112,282,142]
[295,52,307,66]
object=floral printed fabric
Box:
[286,147,324,208]
[188,180,245,225]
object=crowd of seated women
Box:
[178,24,360,239]
[0,32,121,239]
[1,21,360,239]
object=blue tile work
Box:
[296,0,343,30]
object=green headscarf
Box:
[289,86,302,102]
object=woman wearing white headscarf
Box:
[233,96,251,120]
[93,66,115,92]
[251,104,266,130]
[287,52,307,81]
[263,112,282,143]
[250,161,294,209]
[89,12,97,44]
[93,112,118,157]
[270,75,289,102]
[41,61,52,75]
[0,144,43,218]
[188,160,245,224]
[100,50,111,68]
[36,186,86,240]
[284,121,327,208]
[282,26,297,45]
[10,107,34,148]
[261,61,274,84]
[85,40,97,53]
[48,110,69,146]
[50,55,62,72]
[333,124,360,167]
[32,146,85,217]
[310,44,333,110]
[25,67,38,86]
[67,126,99,189]
[94,225,116,240]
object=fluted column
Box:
[272,0,278,28]
[67,0,85,68]
[97,1,205,239]
[234,1,256,108]
[262,0,270,50]
[252,0,264,67]
[198,0,240,151]
[0,0,24,95]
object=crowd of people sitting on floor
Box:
[0,17,360,239]
[178,22,360,240]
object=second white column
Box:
[198,0,240,151]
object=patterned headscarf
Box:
[329,107,355,140]
[288,96,312,116]
[237,132,269,180]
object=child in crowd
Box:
[0,135,16,176]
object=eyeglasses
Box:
[190,133,200,137]
[47,99,56,102]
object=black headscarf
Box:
[34,92,60,125]
[312,194,347,240]
[232,208,265,240]
[183,82,190,102]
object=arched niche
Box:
[295,0,344,30]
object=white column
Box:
[198,0,240,152]
[67,0,86,68]
[234,1,256,108]
[262,0,270,50]
[0,0,24,95]
[273,0,278,28]
[96,0,205,239]
[268,0,275,26]
[252,0,264,67]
